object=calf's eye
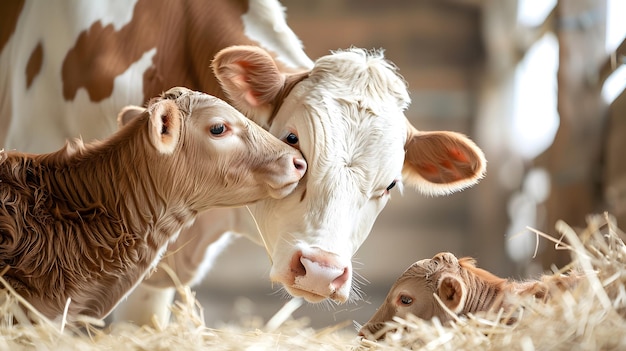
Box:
[285,133,299,145]
[399,295,413,306]
[386,181,397,192]
[209,123,226,135]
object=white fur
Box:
[188,232,237,287]
[241,0,314,69]
[253,48,410,303]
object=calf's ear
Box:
[212,45,285,114]
[117,105,146,128]
[403,119,487,196]
[147,100,182,154]
[437,274,467,314]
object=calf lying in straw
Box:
[0,87,306,321]
[360,251,580,339]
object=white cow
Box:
[0,0,487,325]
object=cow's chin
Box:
[283,286,348,304]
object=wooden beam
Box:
[517,5,557,54]
[604,90,626,224]
[537,0,608,268]
[598,38,626,86]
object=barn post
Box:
[536,0,607,268]
[471,0,520,276]
[602,39,626,228]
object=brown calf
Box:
[360,252,579,339]
[0,87,305,320]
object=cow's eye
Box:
[285,133,299,145]
[399,295,413,306]
[209,123,226,135]
[386,181,397,192]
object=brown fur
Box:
[0,88,304,320]
[360,252,580,339]
[59,0,252,103]
[0,114,180,319]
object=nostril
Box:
[331,267,349,290]
[289,251,306,278]
[359,323,385,339]
[293,157,307,175]
[358,325,371,337]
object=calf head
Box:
[120,87,306,210]
[212,46,487,304]
[359,252,475,338]
[359,251,581,339]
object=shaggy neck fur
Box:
[0,114,198,320]
[457,259,507,315]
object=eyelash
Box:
[381,180,399,197]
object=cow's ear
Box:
[403,119,486,196]
[212,45,285,112]
[437,274,467,314]
[147,100,182,154]
[117,105,146,128]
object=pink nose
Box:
[293,156,307,178]
[289,249,350,297]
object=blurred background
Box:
[196,0,626,329]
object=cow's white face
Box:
[213,46,487,304]
[252,56,408,303]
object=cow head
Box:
[212,46,486,304]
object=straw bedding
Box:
[1,213,625,350]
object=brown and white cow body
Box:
[359,252,581,339]
[0,0,312,153]
[0,87,306,320]
[1,0,487,325]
